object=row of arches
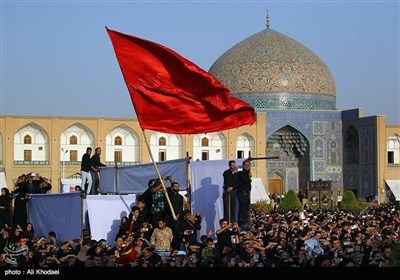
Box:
[3,123,256,165]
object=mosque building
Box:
[0,16,399,203]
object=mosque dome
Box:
[209,27,336,111]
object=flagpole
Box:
[80,191,84,239]
[141,129,177,221]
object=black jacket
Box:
[237,169,252,192]
[223,168,239,191]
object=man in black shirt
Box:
[216,218,238,254]
[237,159,252,230]
[222,160,239,224]
[166,180,184,249]
[80,147,93,194]
[166,181,184,225]
[90,147,106,194]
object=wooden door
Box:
[268,178,283,195]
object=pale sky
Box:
[1,0,399,125]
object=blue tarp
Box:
[99,158,188,194]
[27,192,81,242]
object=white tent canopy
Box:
[385,180,400,201]
[0,170,7,189]
[251,177,270,204]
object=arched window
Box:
[114,136,122,145]
[201,137,209,147]
[159,137,166,146]
[69,135,77,145]
[236,133,255,159]
[24,135,32,144]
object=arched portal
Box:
[266,125,310,193]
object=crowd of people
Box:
[0,172,52,232]
[0,160,399,268]
[0,184,399,267]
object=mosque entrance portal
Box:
[266,125,310,193]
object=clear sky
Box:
[1,0,399,125]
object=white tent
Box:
[385,180,400,201]
[251,177,270,204]
[0,169,7,189]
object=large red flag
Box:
[106,27,255,134]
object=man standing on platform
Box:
[222,160,239,224]
[90,147,106,194]
[237,159,252,230]
[80,147,93,194]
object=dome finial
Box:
[266,8,270,28]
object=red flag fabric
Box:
[106,27,255,134]
[117,219,137,266]
[117,239,137,266]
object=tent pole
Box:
[115,160,119,194]
[81,192,84,237]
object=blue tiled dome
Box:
[209,28,336,111]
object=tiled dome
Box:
[209,28,336,111]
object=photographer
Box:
[22,173,36,194]
[35,174,52,194]
[13,174,26,194]
[178,210,202,251]
[150,177,169,228]
[216,218,239,254]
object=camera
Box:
[186,230,194,235]
[165,176,172,180]
[334,258,343,264]
[347,248,354,253]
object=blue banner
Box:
[27,192,81,242]
[99,158,188,194]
